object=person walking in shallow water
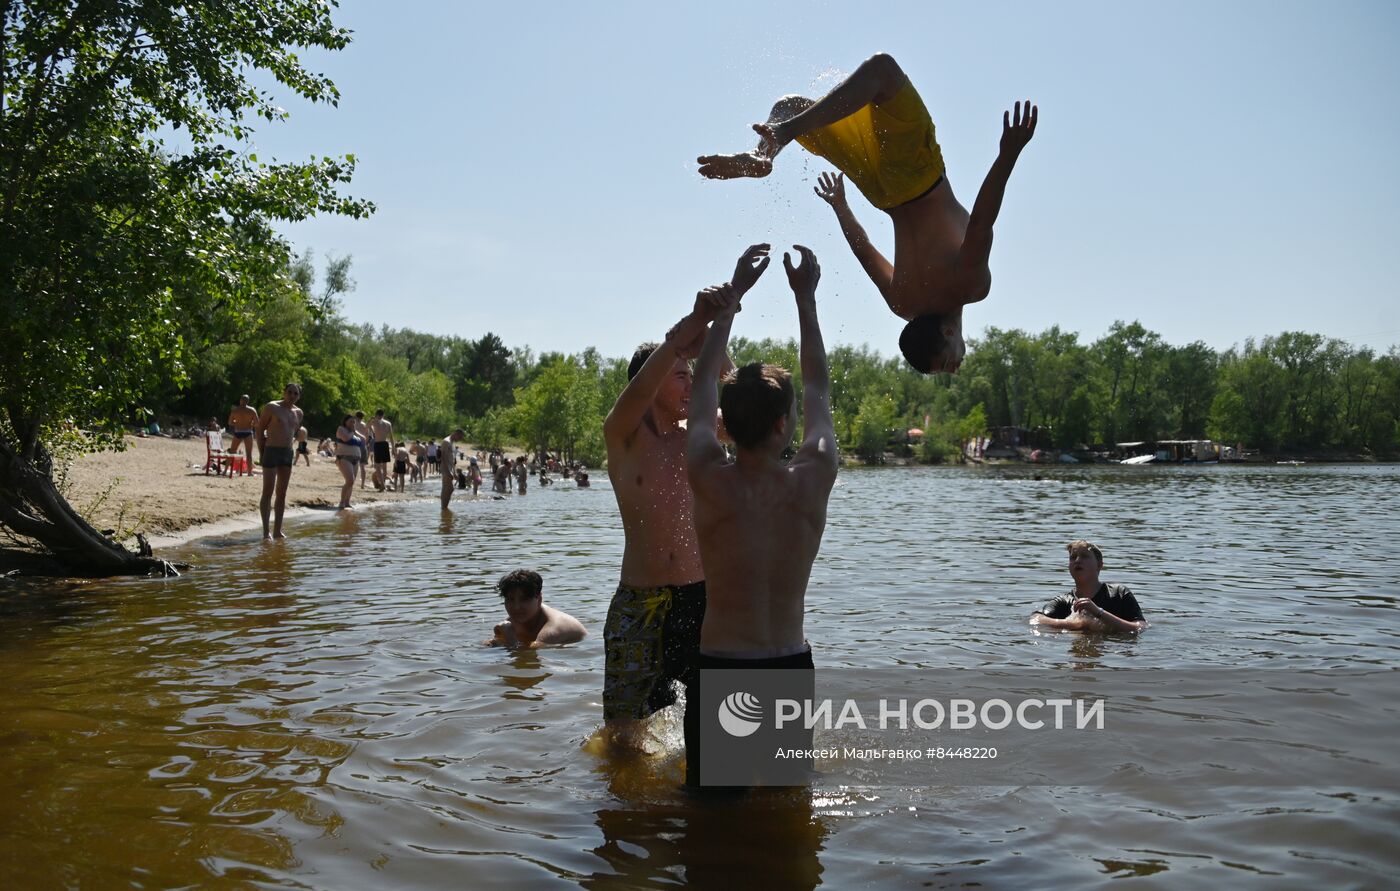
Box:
[439,428,465,510]
[256,383,304,540]
[699,53,1037,375]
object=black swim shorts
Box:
[261,446,295,468]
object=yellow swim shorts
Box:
[795,79,945,210]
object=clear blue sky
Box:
[261,0,1400,360]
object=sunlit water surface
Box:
[2,464,1398,888]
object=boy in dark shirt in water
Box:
[1030,540,1147,632]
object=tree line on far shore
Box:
[148,254,1400,465]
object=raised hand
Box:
[731,243,771,295]
[783,245,820,297]
[1000,99,1037,158]
[692,282,741,321]
[813,171,847,208]
[697,150,773,180]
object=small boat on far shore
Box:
[1277,460,1306,466]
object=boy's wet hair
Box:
[627,342,660,381]
[497,569,543,598]
[1066,540,1104,564]
[898,315,950,374]
[719,362,794,449]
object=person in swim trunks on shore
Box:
[392,443,411,492]
[256,383,304,541]
[602,244,770,748]
[698,53,1038,375]
[683,246,838,787]
[353,411,371,489]
[370,409,395,490]
[228,394,259,476]
[295,425,310,466]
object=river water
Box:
[2,464,1398,888]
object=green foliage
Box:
[852,391,898,463]
[0,0,372,460]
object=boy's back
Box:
[686,247,838,658]
[692,452,832,657]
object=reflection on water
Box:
[2,465,1399,887]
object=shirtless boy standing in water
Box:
[698,53,1037,374]
[228,395,259,476]
[256,383,304,541]
[602,244,770,746]
[684,246,838,786]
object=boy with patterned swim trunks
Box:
[699,53,1038,376]
[602,244,771,746]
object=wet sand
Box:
[64,435,431,545]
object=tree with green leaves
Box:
[0,0,371,574]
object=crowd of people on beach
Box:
[197,396,592,540]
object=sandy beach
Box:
[64,435,429,546]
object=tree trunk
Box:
[0,434,182,577]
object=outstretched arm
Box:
[784,247,838,474]
[686,286,738,475]
[605,245,769,445]
[814,171,893,298]
[958,100,1037,282]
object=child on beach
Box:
[698,53,1037,375]
[392,444,411,492]
[486,569,588,649]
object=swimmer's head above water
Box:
[899,314,965,375]
[720,362,796,452]
[497,568,544,623]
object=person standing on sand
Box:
[683,246,838,787]
[439,428,465,510]
[228,395,259,476]
[255,383,304,541]
[601,243,769,746]
[370,409,395,489]
[333,414,362,510]
[392,443,412,492]
[353,411,371,489]
[698,53,1037,375]
[295,425,310,467]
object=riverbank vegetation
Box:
[150,279,1400,468]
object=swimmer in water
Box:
[698,53,1037,375]
[487,569,588,649]
[1029,540,1148,632]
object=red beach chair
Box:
[204,430,235,476]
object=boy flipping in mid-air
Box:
[698,54,1037,374]
[683,246,839,786]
